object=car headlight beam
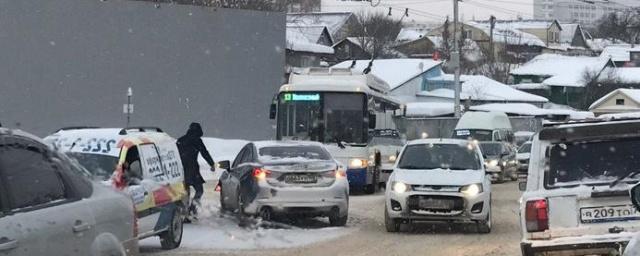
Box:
[392,181,409,193]
[460,183,483,196]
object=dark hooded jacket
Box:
[177,122,215,185]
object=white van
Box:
[45,127,188,250]
[452,111,514,143]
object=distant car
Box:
[479,142,517,182]
[516,142,532,174]
[520,120,640,256]
[218,141,349,226]
[452,111,514,143]
[45,127,188,250]
[384,139,491,233]
[369,129,405,188]
[0,128,137,256]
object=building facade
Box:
[534,0,640,27]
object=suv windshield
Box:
[67,152,117,181]
[398,144,481,170]
[518,143,532,154]
[480,143,503,156]
[258,146,331,161]
[547,138,640,187]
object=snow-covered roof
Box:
[467,21,546,47]
[470,103,594,119]
[420,74,548,103]
[600,45,640,62]
[287,12,354,39]
[332,59,442,90]
[587,40,626,52]
[510,54,612,87]
[589,88,640,110]
[286,26,334,54]
[511,83,549,90]
[404,102,454,117]
[475,20,558,30]
[559,23,588,48]
[396,28,424,42]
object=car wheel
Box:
[384,208,400,232]
[329,208,348,227]
[477,202,492,234]
[160,207,184,250]
[258,207,273,222]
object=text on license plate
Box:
[580,205,640,223]
[284,174,317,184]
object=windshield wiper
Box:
[609,170,640,188]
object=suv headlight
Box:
[349,158,368,169]
[460,183,483,196]
[486,159,499,167]
[388,155,397,163]
[392,181,410,193]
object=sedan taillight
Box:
[525,199,549,232]
[253,168,271,180]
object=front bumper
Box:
[521,233,635,256]
[245,180,349,217]
[386,190,490,222]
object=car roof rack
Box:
[56,126,100,132]
[119,126,164,135]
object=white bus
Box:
[270,68,401,194]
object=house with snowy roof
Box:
[332,58,548,106]
[510,53,614,108]
[332,37,371,63]
[589,89,640,116]
[286,12,359,43]
[600,45,640,67]
[285,25,334,74]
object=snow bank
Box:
[139,198,351,251]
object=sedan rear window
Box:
[259,146,331,161]
[398,144,481,170]
[547,138,640,187]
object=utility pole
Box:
[124,87,133,127]
[453,0,461,118]
[489,15,496,62]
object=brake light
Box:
[253,168,271,180]
[525,199,549,232]
[215,182,221,192]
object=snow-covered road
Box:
[140,182,523,256]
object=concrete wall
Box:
[0,0,285,139]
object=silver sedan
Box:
[218,141,349,226]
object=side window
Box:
[232,146,248,168]
[138,144,165,182]
[1,146,67,211]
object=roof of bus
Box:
[44,128,175,157]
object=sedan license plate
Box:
[284,174,317,184]
[580,205,640,223]
[419,198,454,210]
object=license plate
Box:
[580,205,640,223]
[284,174,317,184]
[419,198,454,209]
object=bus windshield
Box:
[277,92,367,144]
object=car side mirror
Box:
[631,183,640,211]
[269,103,277,120]
[218,160,231,171]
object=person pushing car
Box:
[177,122,216,221]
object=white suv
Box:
[519,120,640,255]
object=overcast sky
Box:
[321,0,535,23]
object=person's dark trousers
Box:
[187,182,204,216]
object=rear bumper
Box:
[521,234,634,256]
[245,181,349,216]
[346,167,370,187]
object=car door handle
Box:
[72,221,92,233]
[0,238,18,251]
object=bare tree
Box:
[594,9,640,44]
[347,12,403,58]
[580,67,622,110]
